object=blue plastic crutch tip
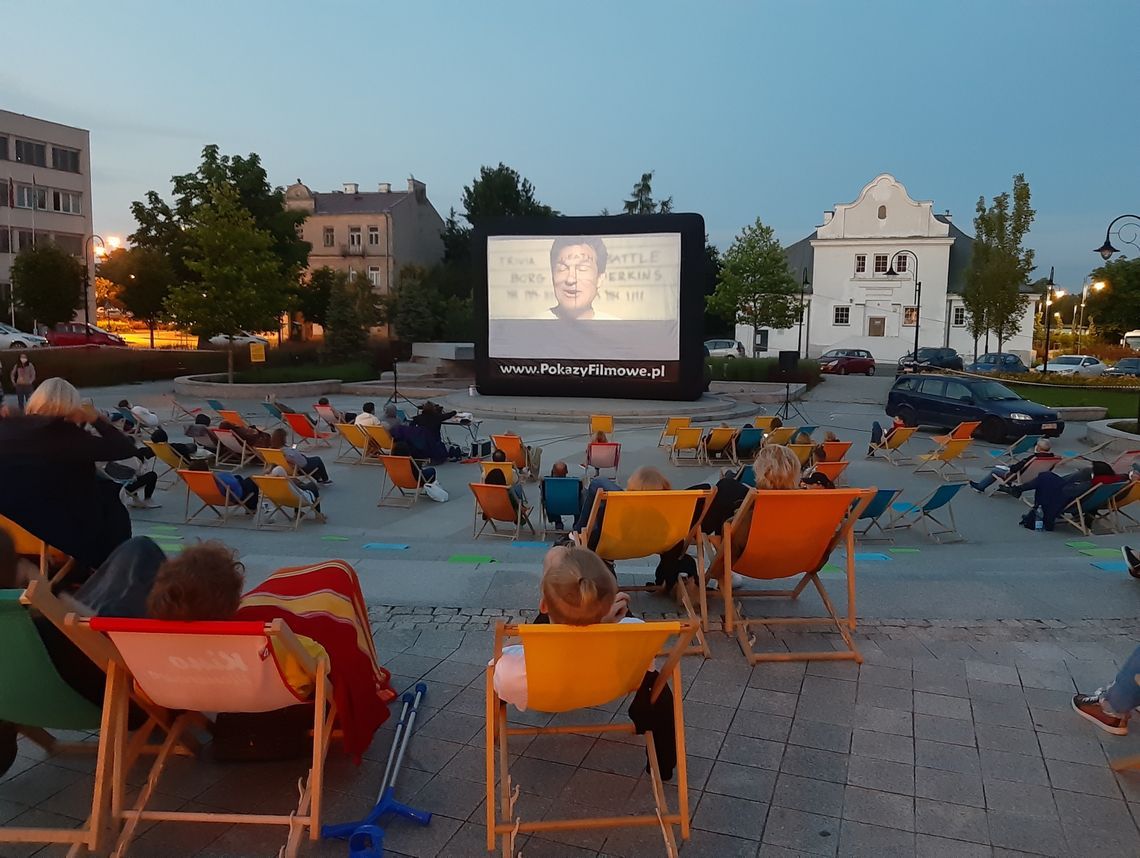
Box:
[415,682,428,694]
[347,824,384,858]
[401,691,415,704]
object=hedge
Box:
[0,346,242,392]
[707,357,822,388]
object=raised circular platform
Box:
[435,390,765,424]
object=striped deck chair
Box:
[1108,481,1140,532]
[589,414,614,436]
[486,620,697,856]
[754,415,779,432]
[490,434,528,472]
[377,455,426,508]
[252,474,324,529]
[886,483,967,542]
[764,426,797,446]
[787,443,815,467]
[177,469,249,524]
[702,427,738,465]
[732,427,764,462]
[257,447,319,479]
[540,476,582,539]
[659,417,691,447]
[821,441,853,461]
[217,408,247,428]
[812,460,849,485]
[85,616,337,857]
[914,438,973,480]
[868,425,918,464]
[583,441,621,479]
[711,488,875,664]
[855,488,903,542]
[0,514,75,585]
[470,483,534,540]
[1057,482,1125,536]
[285,412,332,449]
[670,427,704,466]
[988,435,1041,464]
[334,423,374,464]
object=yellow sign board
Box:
[250,342,266,363]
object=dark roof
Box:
[312,192,410,215]
[936,215,975,295]
[784,231,817,293]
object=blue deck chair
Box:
[736,465,756,488]
[261,401,286,428]
[114,406,142,435]
[795,426,818,441]
[855,488,903,542]
[988,435,1041,464]
[886,483,967,543]
[733,427,764,462]
[1058,481,1127,536]
[206,398,228,415]
[541,476,583,539]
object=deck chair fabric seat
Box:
[470,482,534,540]
[334,423,375,464]
[868,425,918,464]
[753,416,779,432]
[314,403,342,430]
[212,428,256,470]
[256,447,318,479]
[669,427,704,466]
[589,414,614,436]
[377,455,426,507]
[216,408,247,428]
[787,443,815,467]
[934,421,981,444]
[989,435,1042,463]
[583,441,621,478]
[261,402,287,428]
[812,460,849,485]
[540,477,583,539]
[658,417,691,447]
[702,427,738,465]
[178,469,250,525]
[490,434,528,471]
[205,398,228,415]
[887,483,967,542]
[1108,482,1140,532]
[763,426,796,447]
[252,475,323,529]
[914,438,973,480]
[821,440,853,461]
[733,427,764,461]
[0,514,76,585]
[481,461,516,483]
[855,488,902,541]
[285,412,332,449]
[362,424,395,456]
[1058,482,1127,535]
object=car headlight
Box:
[1008,413,1033,421]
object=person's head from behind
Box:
[1035,439,1052,454]
[626,466,671,492]
[146,542,244,622]
[551,461,569,477]
[269,428,288,449]
[539,546,616,625]
[26,377,82,420]
[362,402,375,415]
[318,397,330,406]
[824,431,839,443]
[485,468,507,486]
[769,417,783,429]
[194,413,211,426]
[549,236,608,319]
[118,399,131,409]
[491,448,507,463]
[752,445,801,490]
[383,404,397,420]
[592,430,608,444]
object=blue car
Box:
[964,352,1029,374]
[886,373,1063,442]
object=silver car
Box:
[0,323,48,349]
[1033,355,1105,376]
[704,338,746,358]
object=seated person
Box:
[591,430,608,445]
[150,426,197,461]
[970,439,1058,493]
[119,399,161,430]
[867,415,906,455]
[541,461,580,531]
[354,402,382,429]
[493,545,636,711]
[185,413,219,452]
[391,440,436,486]
[702,423,738,460]
[1092,459,1129,486]
[484,467,529,519]
[491,448,527,506]
[316,397,344,424]
[101,458,161,509]
[411,401,457,465]
[268,428,332,484]
[266,465,327,521]
[381,404,405,433]
[218,420,271,449]
[214,470,260,511]
[572,465,672,537]
[1014,467,1098,530]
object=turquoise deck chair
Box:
[886,483,967,543]
[855,488,902,542]
[737,465,756,488]
[734,427,764,461]
[541,477,583,539]
[988,435,1041,463]
[261,401,287,427]
[206,398,228,415]
[1059,481,1127,536]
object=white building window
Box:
[854,254,866,273]
[903,307,917,327]
[368,225,380,246]
[348,269,357,282]
[367,266,380,286]
[953,306,967,327]
[322,227,334,247]
[873,254,888,274]
[834,306,850,326]
[894,254,908,273]
[14,139,46,167]
[52,190,82,214]
[15,185,46,210]
[348,227,362,247]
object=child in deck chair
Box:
[493,546,638,711]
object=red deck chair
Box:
[285,411,332,449]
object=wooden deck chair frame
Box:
[212,428,256,470]
[868,425,919,464]
[470,482,534,540]
[669,426,704,466]
[169,398,202,421]
[588,414,614,436]
[701,427,739,466]
[885,483,967,543]
[658,417,691,447]
[362,424,395,457]
[334,423,377,464]
[489,434,528,471]
[285,412,332,449]
[914,438,973,480]
[1058,440,1116,468]
[989,434,1042,464]
[709,488,875,665]
[85,617,336,858]
[178,469,248,525]
[812,460,849,485]
[377,455,425,508]
[0,514,76,586]
[855,488,902,542]
[1107,481,1140,532]
[256,447,319,480]
[486,620,697,856]
[579,488,715,659]
[1057,482,1127,536]
[252,474,322,530]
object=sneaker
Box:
[1072,693,1127,735]
[1123,546,1140,579]
[969,480,985,493]
[318,478,333,486]
[138,498,162,509]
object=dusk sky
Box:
[3,0,1138,288]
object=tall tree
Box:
[291,266,337,333]
[963,174,1036,353]
[166,184,287,381]
[622,170,673,215]
[1085,257,1140,343]
[98,247,175,348]
[385,265,441,342]
[324,270,381,361]
[707,219,799,351]
[10,244,84,329]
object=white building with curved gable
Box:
[736,174,1035,363]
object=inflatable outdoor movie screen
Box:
[473,213,706,400]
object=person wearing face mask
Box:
[10,353,35,411]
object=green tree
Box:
[98,247,175,348]
[291,266,337,333]
[324,270,381,361]
[703,238,730,336]
[11,243,84,328]
[1085,257,1140,342]
[622,170,673,215]
[385,265,441,342]
[963,173,1036,353]
[166,184,287,381]
[707,219,798,351]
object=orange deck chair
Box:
[659,417,691,447]
[285,412,332,449]
[702,427,739,465]
[490,434,528,470]
[0,514,76,585]
[334,423,375,464]
[669,426,704,466]
[868,425,919,464]
[914,437,973,480]
[216,408,247,428]
[708,488,874,665]
[84,616,337,858]
[589,414,614,436]
[378,455,426,508]
[934,420,981,445]
[821,440,853,461]
[470,482,534,540]
[486,620,698,856]
[363,424,395,457]
[177,469,250,524]
[812,460,849,485]
[212,427,257,470]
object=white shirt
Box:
[131,405,160,428]
[354,412,382,428]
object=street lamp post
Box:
[797,267,810,358]
[81,234,105,343]
[1041,267,1065,374]
[885,250,920,359]
[1076,279,1106,353]
[1095,214,1140,428]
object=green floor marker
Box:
[821,563,843,574]
[448,555,495,564]
[1080,548,1122,558]
[888,548,921,554]
[321,535,350,541]
[1066,541,1097,549]
[148,525,180,533]
[147,534,183,541]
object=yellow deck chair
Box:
[216,408,247,428]
[256,447,319,479]
[868,425,919,464]
[702,427,739,465]
[378,455,425,508]
[580,488,715,658]
[812,460,849,485]
[334,423,375,464]
[470,483,534,540]
[363,424,395,456]
[490,434,528,470]
[589,414,614,436]
[0,515,75,585]
[486,620,697,856]
[144,439,202,487]
[177,469,249,525]
[710,488,874,664]
[658,417,691,447]
[754,415,779,432]
[670,426,704,465]
[1108,481,1140,532]
[821,441,853,461]
[764,426,796,446]
[252,474,324,529]
[914,437,973,480]
[787,443,815,466]
[481,461,516,483]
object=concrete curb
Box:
[1054,406,1108,421]
[174,374,343,398]
[1084,418,1140,452]
[710,381,807,404]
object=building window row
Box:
[2,183,82,215]
[317,225,386,250]
[0,229,82,254]
[854,253,911,275]
[0,136,81,173]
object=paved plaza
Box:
[4,375,1140,856]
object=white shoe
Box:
[120,486,139,507]
[138,498,162,509]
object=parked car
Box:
[208,331,270,348]
[1106,357,1140,378]
[45,322,127,347]
[886,373,1063,442]
[704,338,746,358]
[896,347,964,374]
[819,348,876,376]
[0,323,48,349]
[963,352,1029,374]
[1032,355,1105,376]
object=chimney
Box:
[342,182,359,194]
[943,209,952,221]
[378,182,391,193]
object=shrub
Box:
[706,357,821,388]
[990,371,1140,389]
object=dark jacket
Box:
[0,415,137,570]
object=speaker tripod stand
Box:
[775,379,807,423]
[385,360,420,413]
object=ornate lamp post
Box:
[885,250,920,358]
[1096,214,1140,427]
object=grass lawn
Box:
[232,361,376,384]
[1003,382,1140,419]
